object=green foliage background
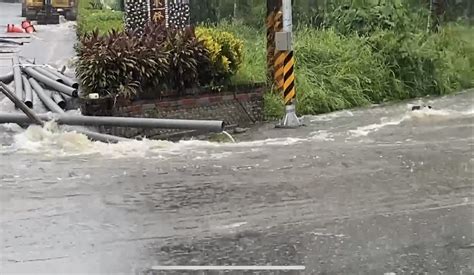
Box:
[76,0,474,118]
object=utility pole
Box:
[429,0,445,32]
[275,0,301,128]
[266,0,279,83]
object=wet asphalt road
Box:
[0,2,76,75]
[1,2,474,274]
[1,91,473,274]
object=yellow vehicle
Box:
[22,0,77,24]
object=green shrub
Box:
[263,92,285,119]
[76,24,214,98]
[195,27,244,83]
[368,24,474,98]
[323,3,417,36]
[164,28,212,93]
[212,21,266,85]
[76,28,169,98]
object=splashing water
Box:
[1,93,472,159]
[221,131,236,143]
[3,122,306,159]
[348,105,474,137]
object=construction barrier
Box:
[6,24,24,33]
[21,20,35,33]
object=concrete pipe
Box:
[0,82,44,126]
[51,91,66,110]
[0,72,14,84]
[34,67,64,83]
[64,127,129,143]
[23,67,78,97]
[29,78,65,113]
[21,75,33,108]
[0,113,226,132]
[13,56,23,101]
[27,79,127,143]
[66,116,226,132]
[0,38,23,45]
[45,67,79,89]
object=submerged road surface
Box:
[0,2,473,274]
[1,91,473,274]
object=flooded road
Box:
[1,2,473,274]
[1,91,473,274]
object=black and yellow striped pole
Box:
[283,51,295,105]
[273,9,284,92]
[266,0,277,83]
[275,0,301,128]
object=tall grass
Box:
[77,0,124,36]
[222,21,474,118]
[207,21,267,84]
[295,29,394,115]
[75,1,473,119]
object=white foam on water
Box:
[309,110,354,122]
[6,121,307,159]
[0,123,23,133]
[349,116,407,137]
[309,130,335,141]
[14,122,103,154]
[229,137,306,147]
[4,98,472,158]
[348,105,474,137]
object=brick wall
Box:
[87,87,265,139]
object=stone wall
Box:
[88,86,265,139]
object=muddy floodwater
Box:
[1,2,473,274]
[1,90,473,274]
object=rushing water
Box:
[1,2,473,273]
[1,91,473,274]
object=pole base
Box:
[276,104,302,129]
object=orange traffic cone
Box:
[6,24,24,33]
[21,20,35,33]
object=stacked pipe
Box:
[0,81,127,143]
[5,61,80,111]
[124,0,150,33]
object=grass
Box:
[200,21,267,85]
[75,2,474,119]
[244,23,474,118]
[77,0,124,36]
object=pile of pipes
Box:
[1,56,78,111]
[0,34,31,54]
[0,56,225,144]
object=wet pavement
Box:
[0,2,76,75]
[1,2,474,274]
[1,91,473,274]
